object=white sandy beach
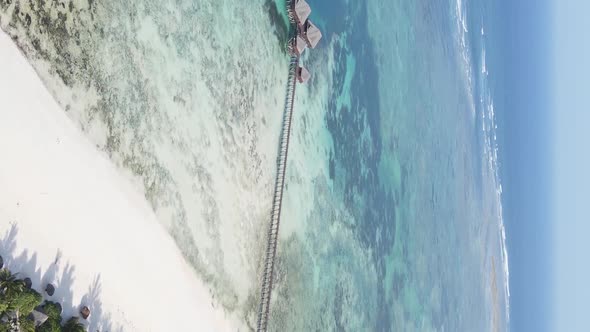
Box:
[0,31,237,331]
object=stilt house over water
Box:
[297,66,311,83]
[287,0,323,84]
[301,20,322,49]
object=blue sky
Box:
[500,0,590,331]
[552,0,590,330]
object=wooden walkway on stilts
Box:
[256,55,299,332]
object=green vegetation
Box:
[62,318,85,332]
[0,269,25,300]
[37,302,63,332]
[0,267,87,332]
[18,317,36,332]
[12,289,43,316]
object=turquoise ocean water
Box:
[0,0,508,330]
[272,0,509,330]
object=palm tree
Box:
[0,268,24,299]
[62,317,85,332]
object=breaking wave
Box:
[453,0,511,325]
[453,0,477,121]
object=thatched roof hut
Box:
[297,66,311,84]
[80,306,91,320]
[303,20,322,49]
[294,0,311,25]
[295,36,307,55]
[28,310,49,327]
[288,36,308,56]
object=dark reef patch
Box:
[322,0,396,330]
[265,0,289,54]
[328,151,335,180]
[333,283,345,332]
[0,0,275,318]
[1,0,99,91]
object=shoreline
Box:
[0,30,238,331]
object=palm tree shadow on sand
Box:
[1,223,118,331]
[81,276,117,332]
